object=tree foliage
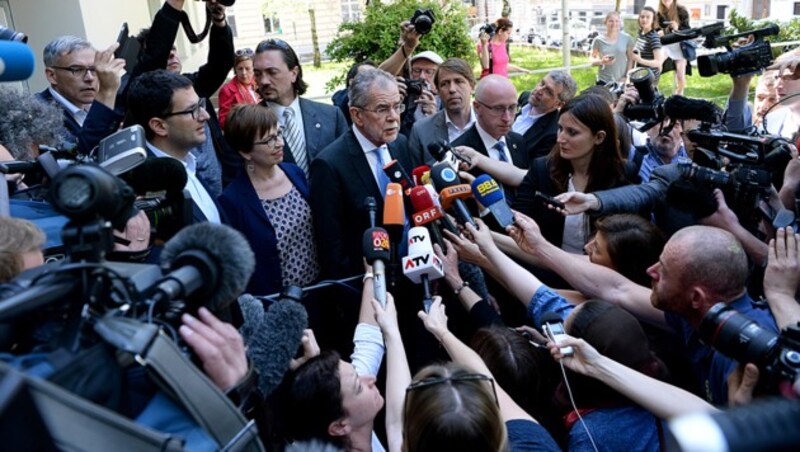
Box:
[325,0,475,91]
[727,9,800,57]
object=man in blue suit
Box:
[253,39,348,176]
[125,70,222,225]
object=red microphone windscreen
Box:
[383,182,405,227]
[411,165,431,186]
[409,186,435,212]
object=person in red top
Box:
[218,48,261,128]
[477,18,529,79]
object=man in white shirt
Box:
[512,70,577,159]
[125,70,221,224]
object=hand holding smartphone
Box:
[534,191,566,211]
[543,321,574,357]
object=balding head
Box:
[669,226,748,301]
[473,75,518,139]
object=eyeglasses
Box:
[475,100,517,116]
[235,48,254,58]
[253,130,283,148]
[50,65,96,78]
[162,98,207,120]
[404,373,498,419]
[358,102,406,116]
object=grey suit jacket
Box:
[407,109,448,166]
[289,97,349,163]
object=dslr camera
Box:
[480,23,497,37]
[410,9,435,35]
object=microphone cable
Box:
[557,359,600,452]
[257,274,364,303]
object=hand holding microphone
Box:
[402,226,444,312]
[363,227,390,307]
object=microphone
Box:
[237,287,308,396]
[422,183,458,234]
[427,141,467,171]
[409,186,445,250]
[383,183,406,287]
[383,160,414,194]
[363,227,390,307]
[663,95,722,124]
[431,163,475,227]
[366,196,377,228]
[402,227,444,312]
[0,41,34,82]
[471,175,515,229]
[156,223,256,312]
[411,165,430,186]
[122,157,188,197]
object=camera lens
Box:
[699,303,779,368]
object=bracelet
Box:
[400,44,409,59]
[453,281,469,296]
[363,272,374,283]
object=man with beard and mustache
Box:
[407,57,477,165]
[37,36,125,156]
[253,39,348,176]
[638,117,690,183]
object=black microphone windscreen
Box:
[238,294,308,396]
[427,142,444,161]
[663,96,721,124]
[122,157,187,195]
[429,163,460,191]
[161,223,256,312]
[666,179,719,219]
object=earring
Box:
[246,161,254,172]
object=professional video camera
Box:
[700,303,800,396]
[686,125,793,177]
[697,23,779,77]
[622,67,665,130]
[410,8,435,35]
[480,22,497,37]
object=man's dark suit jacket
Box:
[519,109,559,160]
[310,130,414,279]
[35,89,123,156]
[275,98,349,169]
[407,109,448,166]
[451,124,528,170]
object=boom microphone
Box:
[122,157,188,196]
[471,175,515,229]
[663,95,722,124]
[402,227,444,312]
[0,41,34,82]
[157,223,256,312]
[238,289,308,396]
[363,227,390,307]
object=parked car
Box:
[545,20,590,45]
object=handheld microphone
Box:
[156,223,256,313]
[383,160,414,194]
[238,289,308,396]
[409,186,445,250]
[423,183,458,234]
[471,175,515,229]
[411,165,430,186]
[430,163,476,227]
[366,196,377,228]
[402,227,444,312]
[428,141,468,171]
[383,183,406,286]
[0,41,35,82]
[541,312,574,357]
[363,227,390,307]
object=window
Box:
[227,7,238,37]
[634,0,646,14]
[263,12,281,34]
[341,0,361,22]
[794,2,800,15]
[716,5,727,19]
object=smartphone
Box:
[543,321,574,356]
[605,55,616,62]
[114,23,129,59]
[534,191,565,210]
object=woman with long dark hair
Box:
[513,94,630,253]
[477,18,528,78]
[632,7,665,85]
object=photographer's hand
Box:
[727,363,760,407]
[180,307,249,391]
[416,89,437,117]
[94,43,125,110]
[113,210,151,252]
[206,0,227,27]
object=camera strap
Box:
[94,316,264,452]
[178,8,212,44]
[488,42,494,74]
